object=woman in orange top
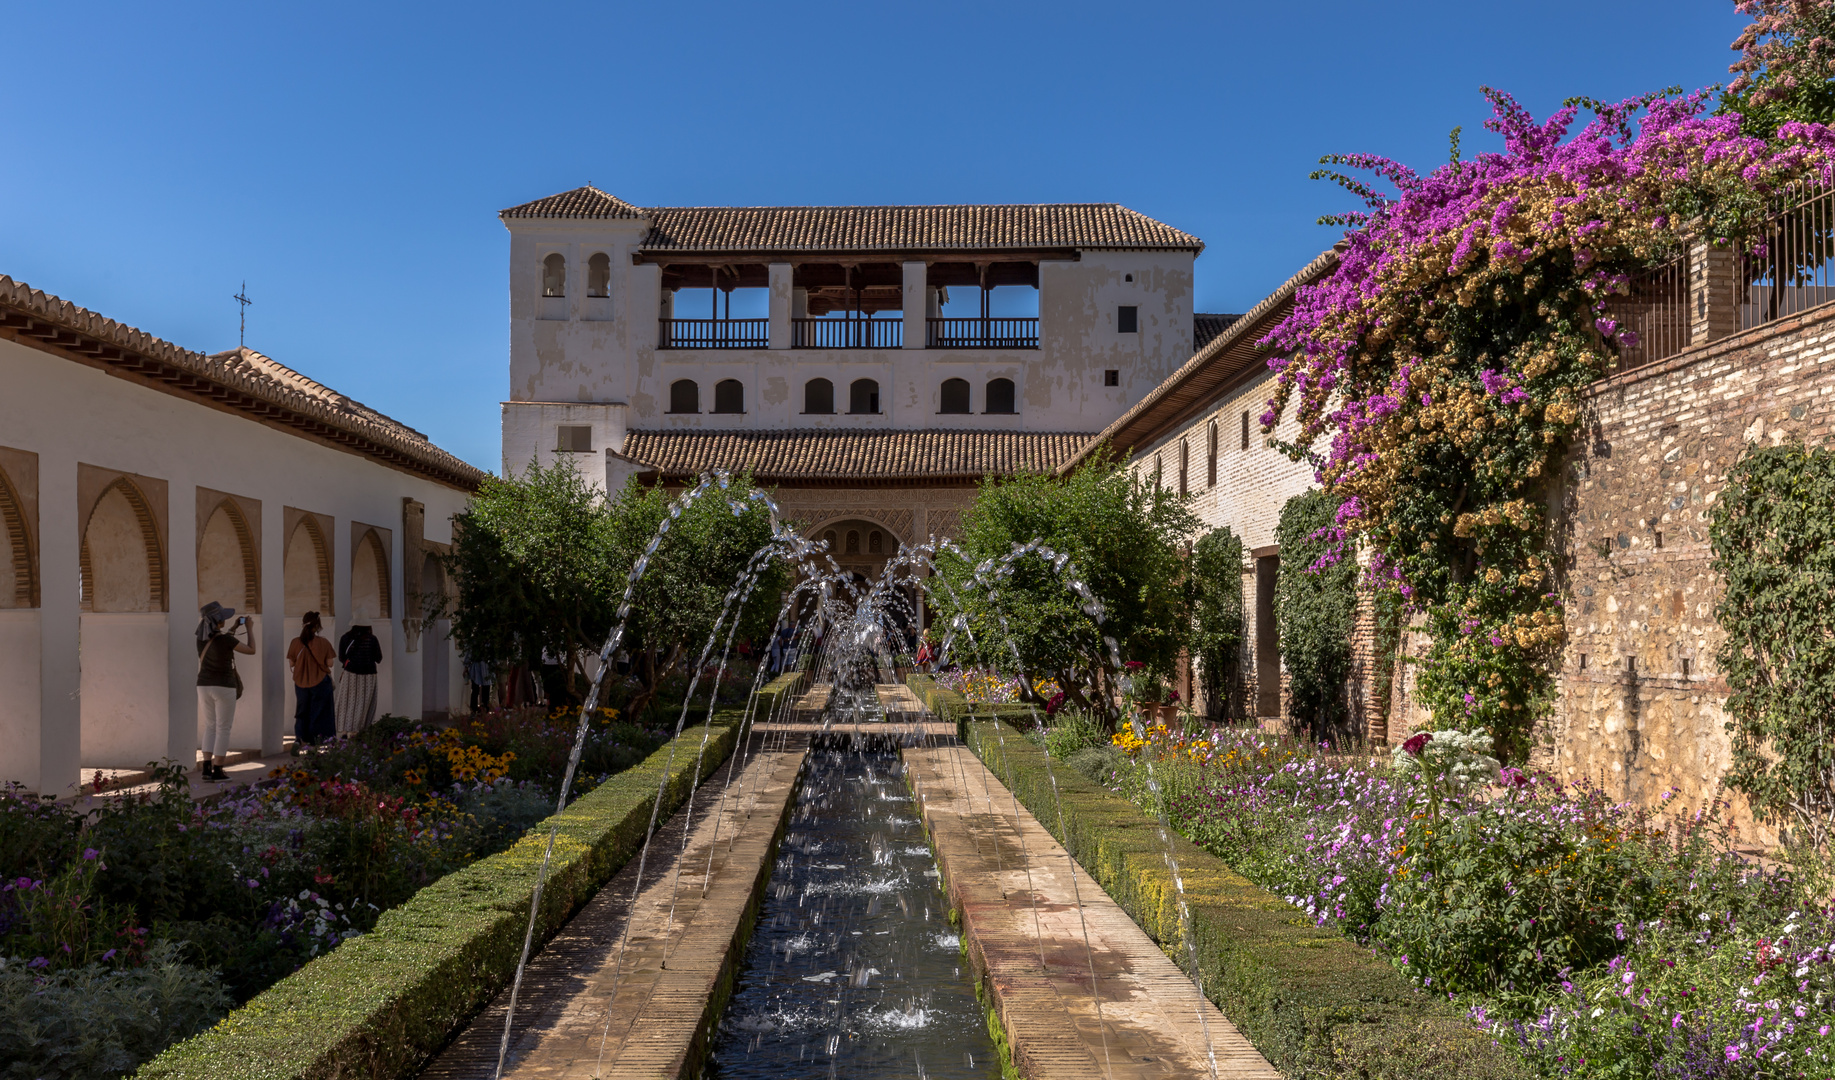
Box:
[286,611,338,745]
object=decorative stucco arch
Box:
[0,464,36,609]
[351,527,391,621]
[198,498,259,613]
[284,513,334,617]
[80,476,165,613]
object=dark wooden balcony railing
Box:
[793,317,902,349]
[927,317,1040,349]
[657,318,769,349]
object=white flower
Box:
[1591,1007,1605,1018]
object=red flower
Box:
[1402,732,1433,758]
[1124,661,1145,671]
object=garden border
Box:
[960,715,1531,1079]
[136,710,750,1080]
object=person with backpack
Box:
[335,623,384,734]
[195,600,254,780]
[287,611,337,745]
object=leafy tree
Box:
[603,474,789,719]
[1710,442,1835,861]
[440,464,787,713]
[1274,489,1357,741]
[932,452,1196,726]
[441,461,615,699]
[1723,0,1835,134]
[1189,526,1246,721]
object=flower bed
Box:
[0,706,672,1080]
[1092,723,1835,1078]
[965,716,1527,1079]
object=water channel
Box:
[703,743,998,1079]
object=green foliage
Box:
[1710,441,1835,859]
[965,720,1528,1079]
[1274,490,1357,739]
[1033,709,1108,761]
[603,474,788,717]
[1188,527,1246,721]
[134,716,745,1080]
[442,465,787,709]
[441,460,616,697]
[932,453,1196,720]
[0,942,230,1080]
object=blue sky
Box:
[1,1,1749,472]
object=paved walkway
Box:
[904,744,1280,1080]
[421,738,807,1080]
[66,746,297,805]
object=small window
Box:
[805,378,834,415]
[1124,273,1134,283]
[1104,369,1119,387]
[823,529,837,550]
[846,530,861,554]
[1178,438,1189,496]
[542,253,566,298]
[1117,306,1138,333]
[713,379,744,414]
[586,253,611,298]
[868,530,883,554]
[940,378,971,414]
[1207,420,1218,487]
[669,379,699,414]
[556,425,593,453]
[1241,411,1250,450]
[850,378,880,415]
[1153,453,1163,489]
[985,378,1016,414]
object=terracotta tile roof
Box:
[500,188,1203,254]
[1193,312,1243,351]
[620,429,1092,483]
[500,185,645,220]
[1060,249,1342,474]
[0,276,485,490]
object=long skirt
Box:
[335,671,378,734]
[294,678,335,745]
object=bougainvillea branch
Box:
[1259,87,1835,760]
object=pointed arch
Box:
[352,527,392,620]
[285,513,334,617]
[80,476,165,613]
[0,465,36,609]
[199,498,260,613]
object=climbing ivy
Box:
[1274,490,1358,740]
[1709,441,1835,860]
[1188,527,1246,721]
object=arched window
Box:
[669,379,699,414]
[849,379,880,415]
[940,378,971,414]
[823,530,837,550]
[587,253,611,298]
[868,530,883,554]
[713,379,745,414]
[542,254,566,298]
[1178,438,1189,496]
[846,530,861,554]
[805,378,834,414]
[986,377,1016,414]
[1207,420,1219,487]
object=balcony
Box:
[658,318,769,349]
[792,317,901,349]
[927,317,1039,349]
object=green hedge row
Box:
[964,720,1528,1080]
[752,671,806,719]
[137,713,745,1080]
[906,675,1040,741]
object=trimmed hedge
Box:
[752,670,806,719]
[136,713,745,1080]
[907,675,1040,741]
[966,720,1529,1080]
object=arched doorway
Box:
[805,515,919,650]
[197,498,262,753]
[350,525,393,715]
[79,475,169,767]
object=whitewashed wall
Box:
[0,335,470,795]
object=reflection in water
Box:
[704,748,997,1079]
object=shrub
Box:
[0,941,229,1080]
[1189,526,1246,722]
[1274,489,1357,741]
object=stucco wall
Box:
[0,334,470,794]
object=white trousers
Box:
[198,685,237,758]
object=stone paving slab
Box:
[904,745,1280,1080]
[420,740,807,1080]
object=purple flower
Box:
[82,848,99,861]
[1725,1045,1741,1063]
[27,957,48,969]
[102,949,117,961]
